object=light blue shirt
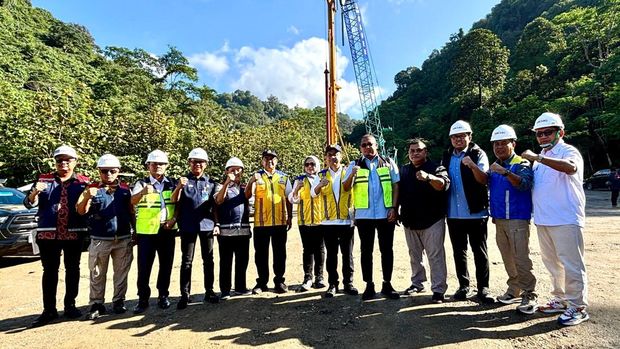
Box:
[344,156,400,220]
[447,150,489,219]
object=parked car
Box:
[0,187,38,257]
[584,169,611,190]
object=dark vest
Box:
[87,183,133,240]
[216,184,250,226]
[33,173,89,235]
[441,142,488,214]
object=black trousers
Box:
[323,225,354,286]
[611,189,619,206]
[180,230,214,297]
[217,235,250,292]
[355,219,395,284]
[299,225,325,282]
[253,226,287,286]
[37,238,83,311]
[447,218,490,290]
[136,228,176,301]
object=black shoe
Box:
[431,292,445,304]
[157,296,170,309]
[362,282,376,301]
[274,283,288,294]
[298,279,312,292]
[477,288,495,304]
[343,284,359,295]
[452,287,470,301]
[220,291,231,300]
[134,300,149,314]
[252,284,268,295]
[87,303,106,320]
[63,306,82,319]
[381,282,400,300]
[112,300,127,314]
[403,284,425,295]
[234,288,252,296]
[177,297,189,310]
[313,278,327,289]
[204,290,220,304]
[325,285,338,298]
[31,310,59,328]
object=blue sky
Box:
[32,0,500,117]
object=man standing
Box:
[521,112,589,326]
[487,125,538,314]
[609,166,620,208]
[313,145,358,298]
[441,120,494,304]
[77,154,134,320]
[344,134,400,300]
[398,138,450,304]
[131,150,180,313]
[245,150,293,294]
[175,148,219,309]
[25,145,89,327]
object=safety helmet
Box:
[449,120,473,136]
[187,148,209,162]
[490,125,517,142]
[532,112,564,130]
[145,149,169,164]
[53,145,78,159]
[225,157,244,170]
[97,154,121,168]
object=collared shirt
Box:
[311,166,352,226]
[447,149,489,219]
[532,140,586,227]
[178,173,216,231]
[344,156,400,220]
[132,175,171,223]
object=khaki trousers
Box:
[494,219,537,296]
[89,238,134,304]
[404,218,448,293]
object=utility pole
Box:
[325,0,338,146]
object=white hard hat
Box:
[188,148,209,162]
[53,145,78,159]
[532,112,564,130]
[97,154,121,168]
[490,124,518,142]
[145,149,169,164]
[225,157,244,169]
[449,120,473,136]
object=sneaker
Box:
[313,278,327,289]
[252,284,268,295]
[343,284,359,296]
[298,279,312,292]
[558,305,589,326]
[234,288,252,296]
[452,287,470,301]
[31,310,59,328]
[497,292,521,305]
[362,282,376,301]
[87,303,106,320]
[477,288,495,304]
[63,306,82,319]
[325,285,337,298]
[431,292,445,304]
[112,300,127,314]
[133,300,149,314]
[274,283,288,294]
[204,290,220,304]
[220,291,231,301]
[404,284,425,295]
[381,282,400,300]
[539,297,567,314]
[157,296,171,309]
[517,292,538,315]
[176,296,189,310]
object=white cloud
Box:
[287,25,300,35]
[188,45,230,77]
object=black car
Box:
[0,187,38,257]
[584,169,611,190]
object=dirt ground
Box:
[1,190,618,349]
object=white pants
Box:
[536,224,588,306]
[404,218,448,293]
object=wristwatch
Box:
[502,170,511,177]
[537,154,545,162]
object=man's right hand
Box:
[85,187,99,199]
[351,166,360,176]
[33,182,47,193]
[142,184,154,195]
[177,177,188,188]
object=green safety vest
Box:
[136,190,176,234]
[353,167,392,209]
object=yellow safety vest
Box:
[353,165,393,209]
[297,176,322,226]
[319,168,351,220]
[136,190,176,234]
[255,171,288,227]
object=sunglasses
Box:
[536,129,556,138]
[360,142,375,148]
[409,148,426,154]
[149,162,167,166]
[304,162,316,167]
[55,158,75,164]
[190,160,206,165]
[99,169,119,175]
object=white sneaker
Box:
[558,306,589,326]
[539,297,567,314]
[497,292,521,304]
[517,292,538,314]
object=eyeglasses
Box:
[99,169,119,175]
[409,148,426,154]
[190,160,206,165]
[450,134,468,140]
[55,158,75,164]
[149,162,167,166]
[536,129,556,138]
[493,140,513,147]
[360,142,375,148]
[304,163,316,167]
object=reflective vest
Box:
[297,176,322,226]
[254,170,289,227]
[489,155,533,220]
[352,157,393,209]
[136,181,176,235]
[318,168,351,220]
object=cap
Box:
[324,144,343,153]
[262,149,278,158]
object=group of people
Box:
[25,111,589,329]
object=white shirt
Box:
[132,176,171,223]
[532,140,586,227]
[311,166,352,226]
[288,174,319,204]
